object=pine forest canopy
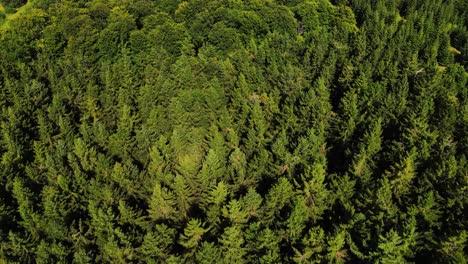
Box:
[0,0,467,263]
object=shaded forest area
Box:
[0,0,467,263]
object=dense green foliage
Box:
[0,0,467,262]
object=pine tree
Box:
[147,182,176,221]
[139,224,176,261]
[179,219,208,253]
[219,226,246,264]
